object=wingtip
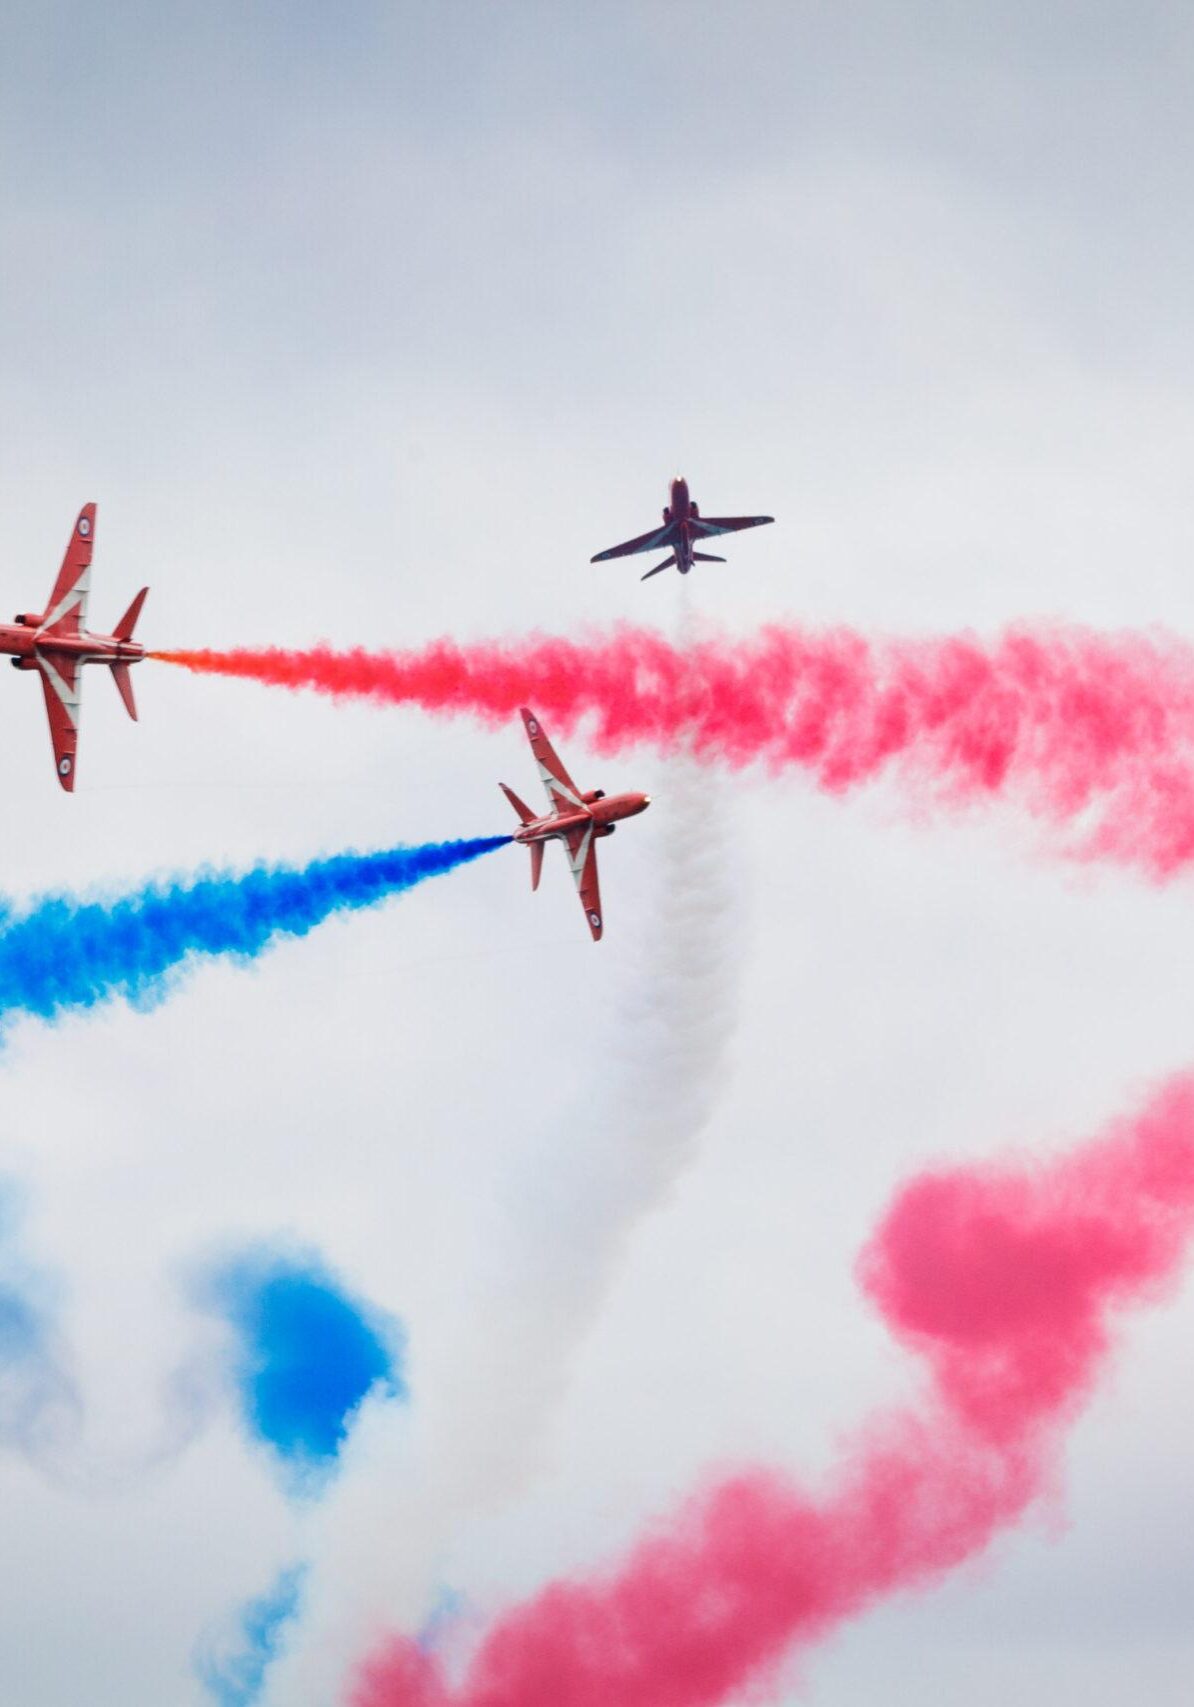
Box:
[72,501,97,551]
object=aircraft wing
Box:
[564,821,603,940]
[41,504,95,639]
[591,519,680,562]
[690,514,774,540]
[37,654,82,791]
[520,707,585,815]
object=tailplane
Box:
[640,555,677,581]
[110,662,137,721]
[500,783,545,889]
[691,551,726,563]
[500,781,535,824]
[113,586,148,640]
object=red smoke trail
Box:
[350,1075,1194,1707]
[153,625,1194,878]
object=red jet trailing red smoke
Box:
[501,707,650,940]
[1,504,148,790]
[591,475,773,580]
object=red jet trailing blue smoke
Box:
[500,708,650,941]
[591,475,773,581]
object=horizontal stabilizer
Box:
[113,586,148,641]
[500,781,535,824]
[640,555,676,581]
[111,661,137,721]
[529,841,544,891]
[691,552,726,563]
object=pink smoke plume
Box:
[350,1074,1194,1707]
[153,624,1194,879]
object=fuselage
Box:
[664,475,697,573]
[0,617,145,670]
[513,790,651,845]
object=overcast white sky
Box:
[3,4,1194,1703]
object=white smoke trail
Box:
[14,1344,225,1493]
[0,1180,223,1489]
[262,672,744,1705]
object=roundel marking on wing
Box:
[589,911,601,927]
[528,718,539,734]
[59,757,72,776]
[77,516,91,537]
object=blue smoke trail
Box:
[0,835,509,1031]
[195,1562,307,1707]
[197,1246,404,1487]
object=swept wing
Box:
[564,820,603,940]
[34,505,96,789]
[520,706,585,814]
[689,514,774,540]
[591,519,680,562]
[39,503,95,639]
[37,654,82,790]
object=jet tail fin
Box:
[500,782,535,824]
[110,662,137,721]
[529,841,544,891]
[691,552,726,563]
[113,587,148,641]
[640,555,677,581]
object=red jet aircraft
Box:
[501,707,650,941]
[1,503,148,791]
[591,475,773,580]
